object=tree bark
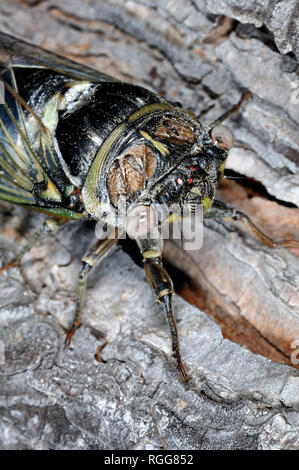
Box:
[0,0,298,450]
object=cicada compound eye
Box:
[211,125,234,151]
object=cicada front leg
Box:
[65,234,118,347]
[0,217,70,275]
[136,231,190,382]
[209,200,299,249]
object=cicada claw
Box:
[0,260,19,275]
[64,322,80,349]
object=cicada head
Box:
[94,108,236,238]
[136,113,234,220]
[177,123,234,212]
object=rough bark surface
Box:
[0,0,298,450]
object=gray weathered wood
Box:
[0,0,298,450]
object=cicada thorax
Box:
[55,82,165,185]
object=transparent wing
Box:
[0,71,70,207]
[0,32,119,83]
[0,32,118,209]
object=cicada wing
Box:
[0,32,119,83]
[0,178,36,206]
[0,33,121,212]
[0,33,94,209]
[0,80,66,207]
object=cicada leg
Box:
[136,232,190,382]
[0,217,70,275]
[65,235,118,347]
[209,199,299,249]
[209,90,251,128]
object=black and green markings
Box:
[0,33,298,381]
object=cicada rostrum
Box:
[0,32,298,381]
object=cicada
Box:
[0,33,298,381]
